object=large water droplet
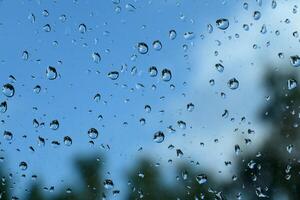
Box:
[153,131,165,143]
[88,128,99,139]
[2,84,15,97]
[216,18,229,30]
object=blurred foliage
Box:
[2,70,300,199]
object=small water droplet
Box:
[152,40,162,51]
[0,101,7,113]
[227,78,239,90]
[161,69,172,82]
[216,18,229,30]
[78,24,87,33]
[88,128,98,139]
[148,66,158,77]
[103,179,114,190]
[196,174,207,184]
[92,52,101,63]
[287,79,297,90]
[107,71,119,80]
[33,85,41,94]
[64,136,72,146]
[137,42,148,54]
[19,161,28,170]
[169,30,177,40]
[290,55,300,67]
[43,24,51,32]
[3,131,13,141]
[50,120,59,130]
[2,84,15,97]
[187,103,194,112]
[153,131,165,143]
[46,66,58,80]
[253,11,261,20]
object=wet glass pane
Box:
[1,0,300,199]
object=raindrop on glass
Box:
[2,84,15,97]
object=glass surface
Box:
[0,0,300,199]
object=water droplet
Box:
[19,161,28,170]
[260,24,267,34]
[144,105,151,113]
[3,131,13,141]
[139,118,146,125]
[0,101,7,113]
[94,93,101,102]
[92,52,101,63]
[46,66,58,80]
[22,51,29,60]
[153,131,165,143]
[152,40,162,51]
[63,136,72,146]
[2,84,15,97]
[161,69,172,82]
[227,78,239,90]
[43,24,51,32]
[184,32,195,40]
[287,79,297,90]
[177,120,186,129]
[33,85,41,94]
[187,103,194,112]
[207,24,213,33]
[271,0,277,9]
[107,71,119,80]
[88,128,98,139]
[243,24,249,31]
[253,11,261,20]
[243,2,248,10]
[103,179,114,190]
[215,63,224,72]
[216,18,229,30]
[196,174,208,184]
[42,10,49,17]
[59,14,67,22]
[290,55,300,67]
[148,66,158,77]
[137,42,148,54]
[78,23,87,33]
[33,119,39,128]
[50,120,59,130]
[169,30,177,40]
